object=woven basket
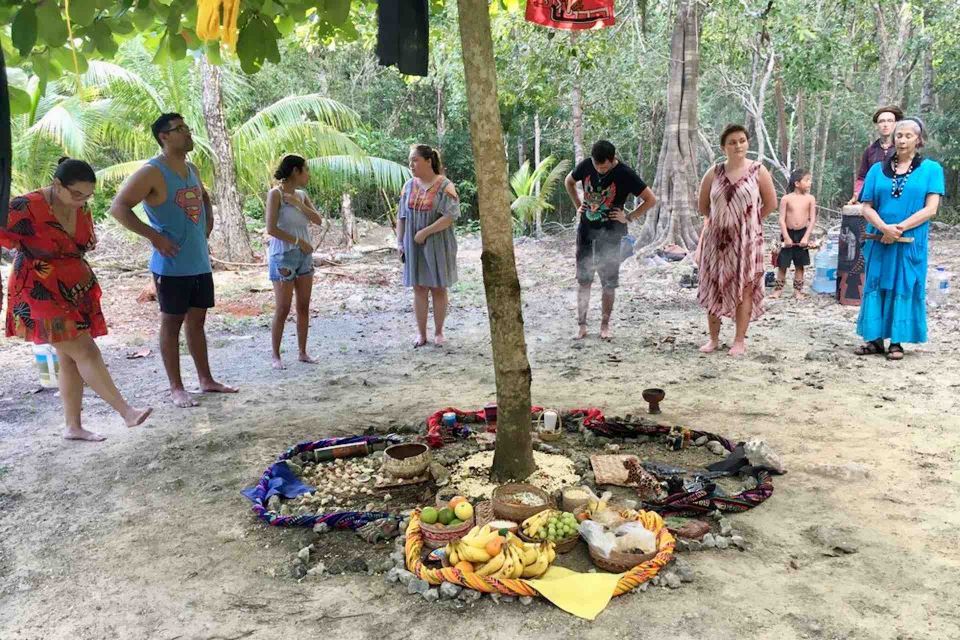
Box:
[492,483,552,522]
[474,500,494,527]
[383,443,431,479]
[588,545,658,573]
[420,516,475,549]
[519,530,580,554]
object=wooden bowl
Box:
[491,483,552,522]
[383,443,431,479]
[588,544,657,573]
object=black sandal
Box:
[886,343,904,361]
[854,339,885,356]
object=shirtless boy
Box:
[773,169,817,299]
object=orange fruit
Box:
[485,538,502,557]
[454,560,474,573]
[448,496,468,510]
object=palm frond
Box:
[96,159,149,185]
[233,95,361,148]
[307,155,410,193]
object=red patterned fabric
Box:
[696,163,765,320]
[525,0,615,31]
[1,191,106,344]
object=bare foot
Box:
[171,388,199,407]
[434,334,446,346]
[600,324,613,340]
[200,380,239,394]
[298,353,319,364]
[573,325,588,340]
[272,357,286,370]
[794,291,808,300]
[413,336,428,348]
[728,342,747,357]
[769,288,783,299]
[699,340,719,353]
[64,427,106,442]
[122,407,152,428]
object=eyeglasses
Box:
[163,124,191,135]
[63,185,95,201]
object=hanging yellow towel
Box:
[522,566,623,621]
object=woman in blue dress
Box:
[854,117,944,361]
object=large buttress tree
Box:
[457,0,535,481]
[636,0,701,254]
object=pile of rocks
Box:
[675,513,748,552]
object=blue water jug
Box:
[811,231,839,294]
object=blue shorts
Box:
[268,249,314,282]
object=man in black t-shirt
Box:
[564,140,656,340]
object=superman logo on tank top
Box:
[175,187,203,224]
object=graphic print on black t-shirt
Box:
[571,158,647,235]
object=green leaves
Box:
[236,12,281,74]
[68,0,100,27]
[37,2,69,48]
[12,3,39,57]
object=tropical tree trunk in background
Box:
[534,112,543,235]
[920,43,935,114]
[876,1,913,107]
[810,96,822,177]
[637,0,701,253]
[200,57,253,263]
[795,93,806,170]
[518,132,526,171]
[436,79,446,151]
[457,0,536,482]
[341,192,356,248]
[570,34,585,166]
[775,73,789,162]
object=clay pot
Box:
[642,388,665,414]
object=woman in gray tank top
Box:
[266,155,323,369]
[396,144,460,347]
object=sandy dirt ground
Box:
[1,227,959,640]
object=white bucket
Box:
[33,344,60,389]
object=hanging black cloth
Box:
[0,46,11,228]
[376,0,429,77]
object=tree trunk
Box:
[436,78,446,152]
[818,87,835,200]
[875,1,913,107]
[571,33,585,167]
[534,112,543,235]
[341,192,356,248]
[795,92,805,170]
[775,72,789,162]
[637,0,701,253]
[518,133,526,172]
[920,42,935,114]
[457,0,535,482]
[200,58,253,263]
[809,96,822,174]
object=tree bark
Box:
[920,41,935,114]
[200,57,253,263]
[775,72,789,163]
[457,0,535,482]
[637,0,701,253]
[875,1,913,107]
[534,112,543,235]
[436,78,446,152]
[341,192,356,248]
[809,96,822,177]
[795,92,805,170]
[570,33,585,167]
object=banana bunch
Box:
[448,529,556,580]
[446,524,500,565]
[521,509,556,539]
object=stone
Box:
[307,562,326,577]
[731,536,747,550]
[489,593,502,604]
[702,533,716,549]
[396,569,414,586]
[706,441,726,456]
[267,495,281,512]
[291,564,307,579]
[719,519,733,536]
[638,581,649,592]
[651,575,661,586]
[694,436,708,446]
[500,596,516,603]
[582,431,597,446]
[390,551,405,568]
[664,571,682,589]
[313,522,330,535]
[440,582,462,600]
[604,443,621,453]
[297,547,311,564]
[685,540,702,552]
[407,578,431,595]
[519,596,534,606]
[672,558,695,583]
[676,519,711,541]
[422,588,440,603]
[744,438,786,473]
[716,536,730,550]
[376,558,395,573]
[458,588,482,603]
[345,557,368,573]
[385,568,401,583]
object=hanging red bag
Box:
[525,0,615,31]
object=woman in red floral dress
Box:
[1,158,151,441]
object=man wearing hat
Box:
[848,105,904,204]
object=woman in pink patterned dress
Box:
[696,125,778,356]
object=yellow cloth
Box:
[522,566,623,621]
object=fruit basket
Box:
[420,516,474,549]
[491,483,552,522]
[420,495,477,549]
[518,509,581,554]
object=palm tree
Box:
[509,156,569,236]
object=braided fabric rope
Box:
[247,435,397,529]
[404,509,675,597]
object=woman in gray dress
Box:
[396,144,460,347]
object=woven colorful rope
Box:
[247,435,400,529]
[404,508,675,597]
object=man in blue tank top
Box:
[110,113,238,407]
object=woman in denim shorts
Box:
[266,155,323,369]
